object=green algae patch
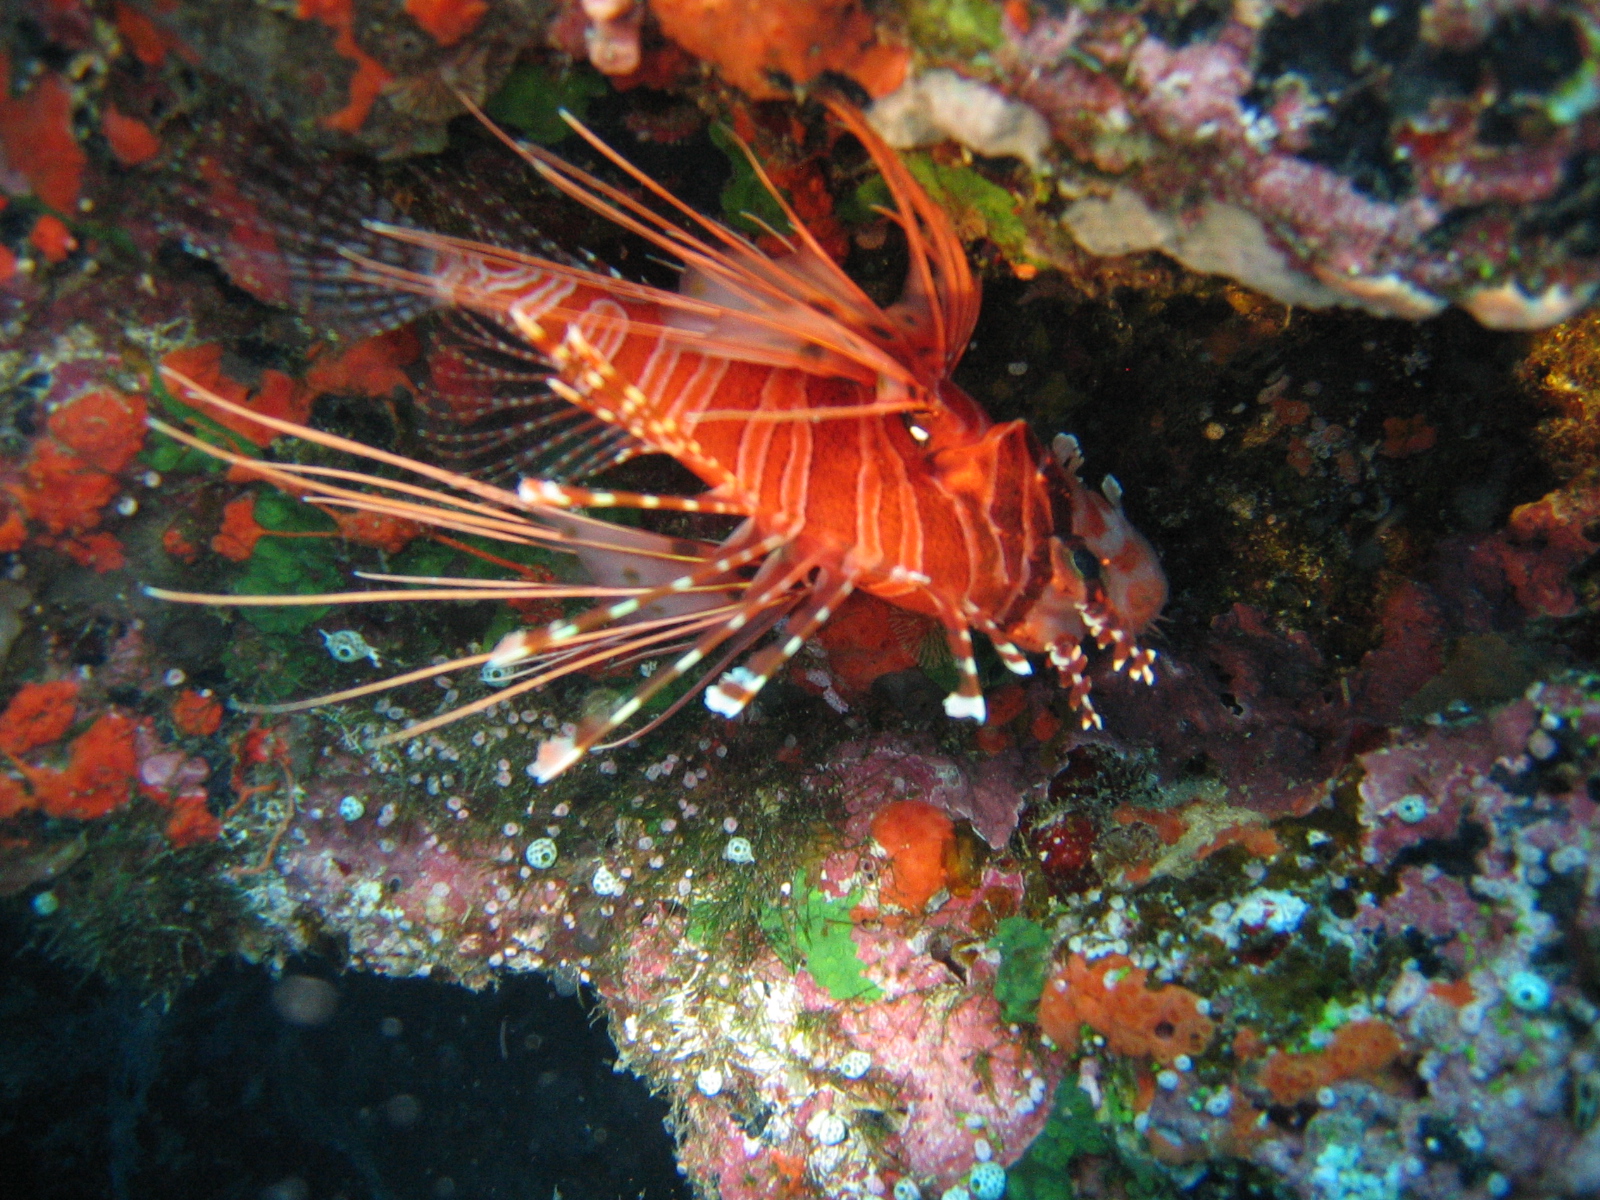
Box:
[854,157,1035,267]
[906,0,1004,61]
[760,872,882,1002]
[711,124,794,237]
[993,914,1053,1022]
[485,63,608,145]
[231,493,341,634]
[1007,1081,1110,1200]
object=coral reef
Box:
[6,0,1600,1197]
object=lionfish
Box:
[152,95,1166,782]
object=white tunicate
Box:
[940,1188,972,1200]
[321,629,381,667]
[338,795,365,821]
[968,1162,1006,1200]
[696,1068,723,1097]
[723,836,755,864]
[31,890,58,916]
[1506,970,1551,1012]
[1204,1089,1232,1116]
[525,838,558,870]
[592,864,625,897]
[839,1050,872,1079]
[893,1181,922,1200]
[481,662,518,686]
[1393,794,1431,824]
[807,1111,847,1146]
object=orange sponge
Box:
[1037,953,1214,1064]
[1258,1019,1403,1105]
[871,799,954,912]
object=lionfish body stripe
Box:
[156,97,1166,780]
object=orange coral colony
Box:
[1257,1019,1404,1105]
[0,681,79,757]
[871,799,955,912]
[649,0,907,100]
[1037,953,1215,1064]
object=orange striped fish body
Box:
[155,96,1166,780]
[431,265,1069,619]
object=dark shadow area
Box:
[0,914,689,1200]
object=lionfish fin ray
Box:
[822,98,980,374]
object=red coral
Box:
[405,0,487,46]
[162,345,312,447]
[171,689,223,738]
[0,775,31,819]
[161,525,198,563]
[0,508,24,553]
[1037,953,1214,1063]
[113,1,174,66]
[1113,803,1189,846]
[21,440,118,534]
[871,799,954,912]
[0,55,85,211]
[330,507,421,555]
[29,214,76,262]
[48,390,147,474]
[162,788,221,847]
[58,531,126,572]
[212,495,266,562]
[297,0,394,134]
[1380,414,1437,458]
[31,712,138,820]
[0,680,79,756]
[102,104,162,165]
[303,327,419,399]
[650,0,907,101]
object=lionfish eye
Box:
[1070,545,1102,582]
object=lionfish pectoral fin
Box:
[515,478,750,516]
[526,559,810,781]
[967,614,1034,677]
[698,569,857,722]
[935,615,986,724]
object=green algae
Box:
[759,871,882,1001]
[711,124,794,238]
[230,493,342,635]
[1007,1081,1110,1200]
[905,0,1005,61]
[992,914,1053,1022]
[484,63,608,145]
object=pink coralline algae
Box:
[832,734,1041,850]
[1000,0,1600,327]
